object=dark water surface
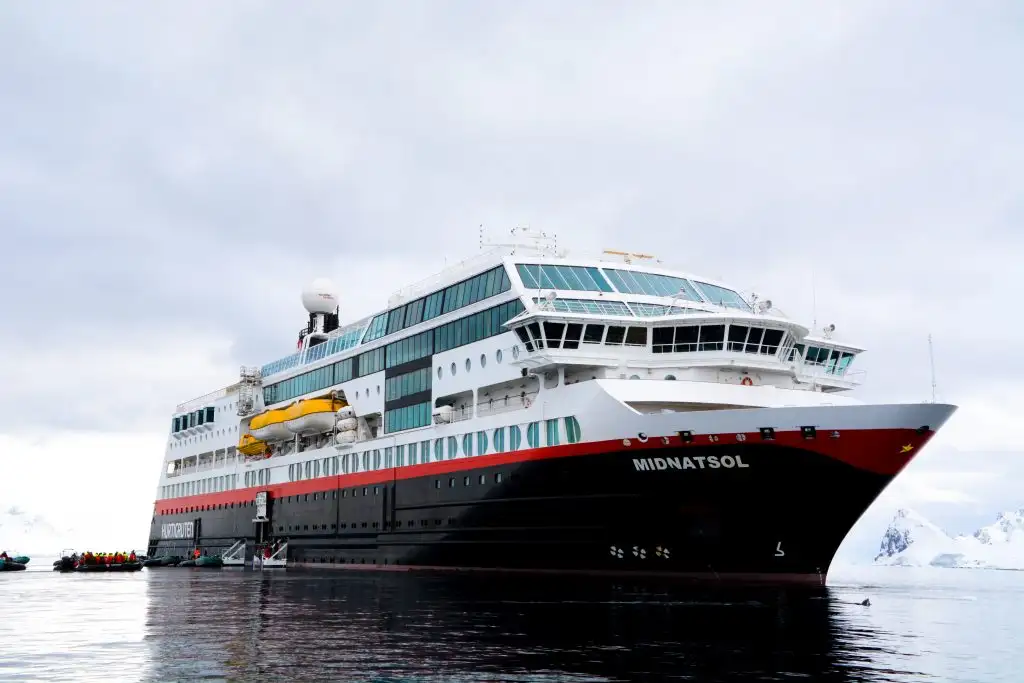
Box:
[0,562,1020,682]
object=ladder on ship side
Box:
[220,539,247,567]
[237,366,262,416]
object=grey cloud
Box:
[0,1,1021,434]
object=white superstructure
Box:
[155,229,871,503]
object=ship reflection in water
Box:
[141,570,905,682]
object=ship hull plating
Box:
[149,435,904,583]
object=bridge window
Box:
[602,269,702,301]
[563,323,583,349]
[583,325,604,344]
[543,322,566,348]
[624,327,647,347]
[517,264,613,292]
[605,326,625,345]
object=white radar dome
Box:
[301,278,339,314]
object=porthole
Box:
[496,349,503,363]
[451,362,457,376]
[512,345,520,360]
[666,374,677,380]
[480,353,487,368]
[465,358,471,372]
[438,366,443,379]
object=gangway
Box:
[253,540,288,570]
[220,539,247,567]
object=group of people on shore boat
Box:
[0,551,10,559]
[78,550,138,565]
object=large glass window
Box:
[383,401,431,433]
[385,330,433,369]
[362,312,390,343]
[692,281,750,311]
[434,299,525,354]
[517,264,613,292]
[602,269,702,301]
[385,367,432,402]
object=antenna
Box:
[928,333,937,402]
[811,268,817,330]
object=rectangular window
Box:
[546,418,560,446]
[383,401,432,434]
[385,330,433,369]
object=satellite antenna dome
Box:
[301,278,339,314]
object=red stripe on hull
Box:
[286,561,827,586]
[154,426,933,515]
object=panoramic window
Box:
[517,264,614,292]
[602,269,702,301]
[692,281,750,310]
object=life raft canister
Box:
[741,376,753,386]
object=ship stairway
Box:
[253,541,288,570]
[236,366,263,417]
[220,539,247,567]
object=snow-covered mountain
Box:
[874,507,1024,569]
[0,506,77,556]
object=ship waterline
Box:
[150,230,956,582]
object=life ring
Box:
[741,377,753,386]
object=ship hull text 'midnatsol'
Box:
[150,230,956,584]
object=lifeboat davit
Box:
[284,397,346,435]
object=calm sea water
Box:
[0,561,1020,682]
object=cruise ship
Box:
[149,229,956,583]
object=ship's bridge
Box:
[504,290,863,393]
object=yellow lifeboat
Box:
[249,406,292,442]
[283,397,347,435]
[249,396,347,441]
[237,433,268,457]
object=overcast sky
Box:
[0,1,1020,560]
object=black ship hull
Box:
[150,427,926,583]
